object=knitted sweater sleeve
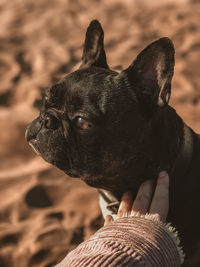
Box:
[56,213,184,267]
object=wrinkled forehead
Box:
[65,68,117,96]
[47,67,118,115]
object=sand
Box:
[0,0,200,266]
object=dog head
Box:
[25,20,175,195]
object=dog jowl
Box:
[26,20,200,265]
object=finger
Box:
[116,192,133,219]
[132,180,154,214]
[104,215,113,225]
[149,171,169,222]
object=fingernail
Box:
[159,171,168,179]
[122,191,132,200]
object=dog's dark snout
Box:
[25,117,42,141]
[44,114,59,130]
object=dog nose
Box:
[44,114,59,130]
[25,117,42,141]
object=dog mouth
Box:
[28,139,41,156]
[25,126,42,156]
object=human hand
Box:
[104,171,169,225]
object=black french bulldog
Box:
[26,20,200,266]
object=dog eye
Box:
[76,117,91,130]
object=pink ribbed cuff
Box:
[56,214,184,267]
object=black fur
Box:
[26,20,200,266]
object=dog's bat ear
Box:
[120,37,175,107]
[80,20,109,69]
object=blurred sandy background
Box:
[0,0,200,266]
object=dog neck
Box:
[99,106,194,215]
[170,124,193,183]
[151,106,194,181]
